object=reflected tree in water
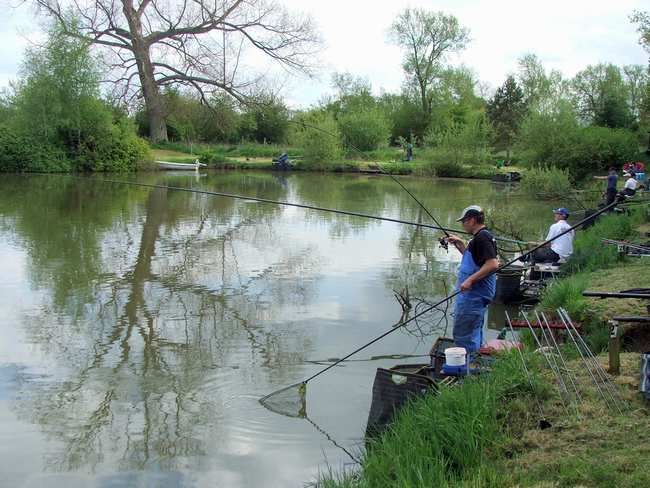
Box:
[4,175,324,473]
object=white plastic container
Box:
[444,347,467,366]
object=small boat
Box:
[155,159,206,171]
[491,171,521,183]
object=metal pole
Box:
[521,312,571,414]
[538,311,584,410]
[559,308,625,413]
[505,311,551,428]
[524,311,571,401]
[556,309,617,412]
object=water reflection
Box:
[0,172,555,486]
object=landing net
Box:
[259,381,307,418]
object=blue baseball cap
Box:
[553,207,569,217]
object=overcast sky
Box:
[1,0,648,108]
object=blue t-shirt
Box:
[607,174,617,191]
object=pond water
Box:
[0,172,557,487]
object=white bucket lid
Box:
[444,347,467,355]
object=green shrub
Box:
[520,166,572,198]
[0,124,71,172]
[337,107,391,151]
[76,118,151,172]
[290,112,343,168]
[539,274,589,319]
[430,159,467,178]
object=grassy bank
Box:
[318,351,541,487]
[152,142,503,178]
[317,349,649,487]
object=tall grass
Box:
[539,274,589,319]
[565,211,637,273]
[318,351,542,487]
[520,166,572,198]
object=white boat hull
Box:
[155,160,206,170]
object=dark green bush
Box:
[76,119,150,172]
[517,107,638,180]
[0,124,71,172]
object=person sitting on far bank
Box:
[618,171,639,199]
[443,206,499,353]
[529,207,574,264]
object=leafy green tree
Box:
[622,64,650,132]
[427,66,486,134]
[2,21,148,172]
[325,72,391,151]
[199,94,240,143]
[389,9,469,118]
[571,64,633,128]
[516,100,637,180]
[250,97,290,144]
[486,76,527,158]
[377,93,428,142]
[424,110,492,167]
[516,54,569,111]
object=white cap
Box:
[456,205,484,222]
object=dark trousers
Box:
[531,247,560,264]
[617,188,636,202]
[606,188,617,206]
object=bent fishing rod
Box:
[87,176,467,235]
[262,198,619,395]
[86,176,529,245]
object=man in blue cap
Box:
[444,205,499,352]
[529,207,574,264]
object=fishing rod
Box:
[63,174,530,246]
[260,198,620,410]
[90,176,469,235]
[556,309,617,412]
[558,308,625,413]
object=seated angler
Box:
[529,207,574,264]
[618,171,639,200]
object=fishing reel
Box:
[438,236,449,251]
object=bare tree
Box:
[388,9,469,117]
[33,0,320,142]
